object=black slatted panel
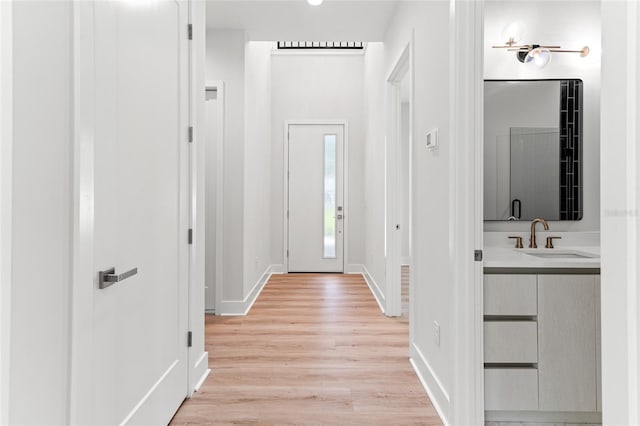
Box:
[277,41,364,50]
[559,80,583,220]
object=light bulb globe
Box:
[524,47,551,68]
[500,22,524,46]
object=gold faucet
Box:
[529,218,549,248]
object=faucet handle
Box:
[545,236,562,249]
[508,236,524,248]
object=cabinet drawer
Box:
[484,274,537,316]
[484,321,538,363]
[485,368,539,411]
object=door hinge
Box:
[188,24,193,40]
[188,228,193,245]
[474,250,483,262]
[187,331,192,347]
[188,126,193,143]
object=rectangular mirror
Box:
[484,79,583,221]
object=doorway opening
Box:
[386,43,413,319]
[204,82,224,315]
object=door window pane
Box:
[324,135,337,258]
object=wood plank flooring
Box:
[171,273,442,425]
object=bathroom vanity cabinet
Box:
[484,273,601,415]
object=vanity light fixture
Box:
[492,42,590,68]
[307,0,323,5]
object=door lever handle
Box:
[99,267,138,289]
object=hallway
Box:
[171,274,442,425]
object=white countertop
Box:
[484,232,601,269]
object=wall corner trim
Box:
[361,265,385,314]
[218,265,283,316]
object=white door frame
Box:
[0,1,13,422]
[601,2,640,424]
[204,80,225,315]
[385,41,413,318]
[68,1,191,422]
[451,0,484,424]
[283,119,349,273]
[188,0,209,396]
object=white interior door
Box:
[288,124,344,272]
[89,2,189,424]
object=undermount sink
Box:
[520,250,597,259]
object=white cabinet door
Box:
[538,275,597,412]
[484,321,538,363]
[484,274,537,316]
[485,368,539,411]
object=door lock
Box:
[337,214,343,220]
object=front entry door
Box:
[87,1,189,424]
[288,124,345,272]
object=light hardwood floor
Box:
[171,273,442,425]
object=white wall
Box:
[484,0,601,232]
[243,42,272,293]
[600,1,640,424]
[0,1,12,422]
[270,53,365,269]
[206,33,274,311]
[363,1,456,421]
[206,30,245,302]
[9,2,73,423]
[362,42,387,301]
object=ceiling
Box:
[205,0,400,42]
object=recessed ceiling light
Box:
[307,0,323,5]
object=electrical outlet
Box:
[433,320,440,347]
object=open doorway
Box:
[204,82,224,315]
[399,74,411,319]
[385,43,413,319]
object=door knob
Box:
[99,267,138,289]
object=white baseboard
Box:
[189,351,210,395]
[410,342,450,426]
[121,360,181,425]
[485,410,602,424]
[361,265,385,314]
[345,263,363,274]
[218,265,281,316]
[270,264,285,274]
[193,367,210,393]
